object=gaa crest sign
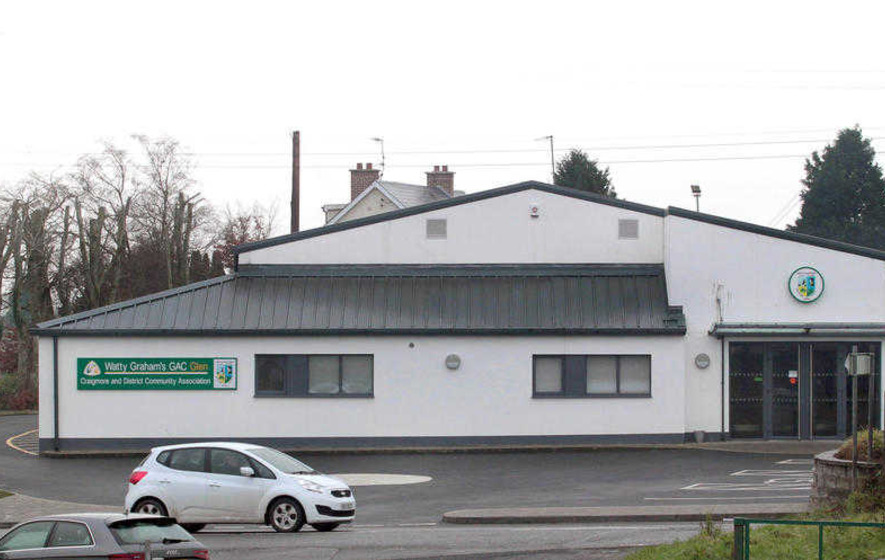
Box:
[788,266,824,303]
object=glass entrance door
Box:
[810,343,843,438]
[770,343,800,438]
[729,341,881,439]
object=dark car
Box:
[0,513,209,559]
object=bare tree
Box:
[7,175,71,390]
[215,202,278,271]
[71,144,135,306]
[132,136,202,289]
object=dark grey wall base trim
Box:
[39,433,687,454]
[682,431,726,443]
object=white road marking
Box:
[730,469,811,477]
[645,495,808,501]
[681,482,811,491]
[332,473,433,486]
[776,459,814,465]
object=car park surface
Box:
[1,418,817,527]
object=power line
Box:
[0,152,840,170]
[6,133,885,159]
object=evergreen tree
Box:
[789,127,885,249]
[553,149,616,197]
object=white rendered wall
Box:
[39,334,685,441]
[665,215,885,433]
[240,189,665,265]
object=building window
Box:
[255,354,374,398]
[533,355,651,398]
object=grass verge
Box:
[626,513,885,560]
[0,490,11,500]
[0,410,37,417]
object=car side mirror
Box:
[240,466,255,477]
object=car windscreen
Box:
[109,519,195,545]
[247,447,316,474]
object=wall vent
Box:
[618,219,639,240]
[426,218,447,239]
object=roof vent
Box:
[618,219,639,240]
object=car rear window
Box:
[109,520,194,545]
[167,448,206,472]
[48,521,93,547]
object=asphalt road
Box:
[1,415,812,528]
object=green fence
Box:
[732,517,885,560]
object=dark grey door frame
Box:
[798,343,812,440]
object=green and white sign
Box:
[77,358,237,391]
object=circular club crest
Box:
[788,266,824,303]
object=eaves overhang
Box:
[710,322,885,338]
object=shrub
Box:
[0,374,36,411]
[835,429,884,463]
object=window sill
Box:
[253,393,374,399]
[533,393,652,399]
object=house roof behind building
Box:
[378,181,450,207]
[33,264,685,336]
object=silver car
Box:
[0,513,209,559]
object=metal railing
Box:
[732,517,885,560]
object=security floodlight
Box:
[691,184,701,211]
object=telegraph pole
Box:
[290,130,300,234]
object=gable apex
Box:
[235,181,666,256]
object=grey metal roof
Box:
[378,181,451,207]
[33,264,685,336]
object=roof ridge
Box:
[234,181,666,255]
[667,206,885,261]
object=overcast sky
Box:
[3,1,885,233]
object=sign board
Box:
[844,353,873,377]
[77,358,237,390]
[788,266,824,303]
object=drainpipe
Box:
[53,337,59,452]
[720,337,726,441]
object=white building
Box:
[34,182,884,452]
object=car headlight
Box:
[298,479,325,494]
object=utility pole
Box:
[290,131,300,234]
[535,135,555,182]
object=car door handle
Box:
[209,481,222,488]
[158,479,172,484]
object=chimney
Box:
[350,162,380,200]
[426,164,455,197]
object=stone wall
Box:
[811,449,882,509]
